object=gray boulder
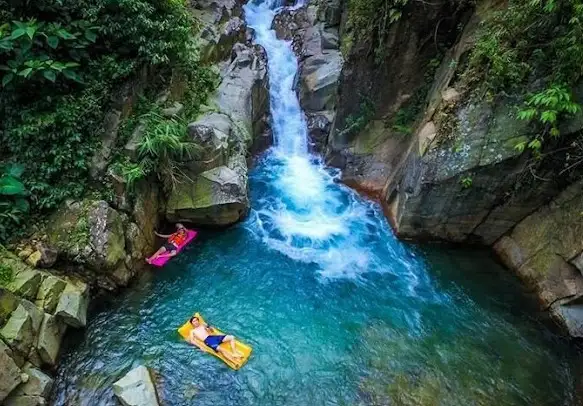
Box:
[0,304,35,356]
[4,364,53,406]
[0,340,23,402]
[54,281,89,328]
[113,366,159,406]
[47,200,132,288]
[166,159,249,226]
[299,51,343,112]
[36,313,66,366]
[35,276,66,315]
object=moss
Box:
[47,201,92,254]
[0,264,14,287]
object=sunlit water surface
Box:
[51,0,579,404]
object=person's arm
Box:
[155,231,172,238]
[189,329,197,343]
[157,250,178,259]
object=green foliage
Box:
[467,0,583,158]
[338,96,376,139]
[0,164,29,241]
[460,175,473,189]
[114,112,202,190]
[0,0,213,231]
[0,263,13,287]
[468,0,583,92]
[516,84,581,154]
[345,0,409,61]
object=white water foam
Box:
[244,0,429,284]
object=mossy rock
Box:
[46,200,126,274]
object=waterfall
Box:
[243,0,422,280]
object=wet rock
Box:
[4,364,53,406]
[306,111,334,153]
[321,27,339,50]
[54,281,89,328]
[36,313,66,366]
[0,340,23,402]
[113,366,159,406]
[299,51,343,112]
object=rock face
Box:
[494,180,583,336]
[166,43,269,226]
[271,2,343,153]
[326,0,470,194]
[191,0,247,64]
[113,366,159,406]
[46,199,150,289]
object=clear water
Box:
[51,1,579,405]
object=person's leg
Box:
[217,346,240,364]
[146,246,167,263]
[222,335,243,358]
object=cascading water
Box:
[245,0,420,280]
[50,1,578,405]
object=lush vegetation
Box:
[0,0,214,241]
[466,0,583,154]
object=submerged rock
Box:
[113,365,159,406]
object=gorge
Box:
[0,0,582,405]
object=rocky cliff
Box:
[284,0,583,335]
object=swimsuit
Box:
[204,335,226,351]
[163,242,177,252]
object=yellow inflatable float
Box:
[177,313,252,370]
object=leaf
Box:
[514,141,526,153]
[17,67,33,78]
[62,69,83,83]
[42,69,57,82]
[84,29,97,43]
[14,198,29,212]
[25,25,36,40]
[528,139,542,150]
[56,29,75,40]
[540,110,557,123]
[0,39,13,51]
[47,35,59,49]
[2,73,14,87]
[9,28,26,40]
[0,177,25,196]
[5,164,24,178]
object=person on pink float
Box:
[146,223,188,264]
